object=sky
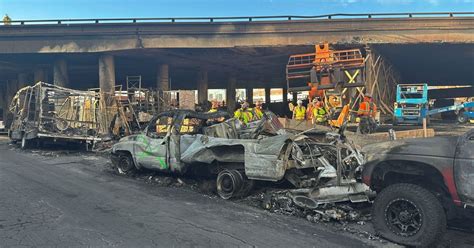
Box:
[0,0,473,20]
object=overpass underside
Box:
[0,15,473,120]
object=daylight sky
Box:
[1,0,473,20]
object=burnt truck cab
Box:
[361,129,474,247]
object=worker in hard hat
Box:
[312,100,327,124]
[207,100,225,124]
[292,100,306,120]
[357,93,377,134]
[358,94,377,118]
[208,100,219,113]
[306,98,317,120]
[3,14,11,25]
[252,100,264,120]
[234,101,253,125]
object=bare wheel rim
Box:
[118,156,133,173]
[217,170,243,199]
[384,198,423,237]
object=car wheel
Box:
[457,111,467,124]
[372,183,446,247]
[216,169,246,200]
[115,153,136,175]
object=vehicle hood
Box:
[363,136,459,159]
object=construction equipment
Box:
[393,84,429,125]
[287,43,366,128]
[427,101,474,124]
[286,43,365,100]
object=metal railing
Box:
[5,12,474,25]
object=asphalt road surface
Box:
[0,140,385,248]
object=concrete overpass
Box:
[0,13,473,120]
[1,13,473,53]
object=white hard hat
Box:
[297,100,303,105]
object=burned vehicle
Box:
[112,109,371,203]
[362,129,474,247]
[9,82,108,149]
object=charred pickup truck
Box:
[362,129,474,247]
[111,109,371,204]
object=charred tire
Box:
[216,169,250,200]
[372,183,446,247]
[457,111,467,124]
[114,153,136,175]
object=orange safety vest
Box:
[358,101,377,117]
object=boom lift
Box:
[427,101,474,124]
[286,43,366,127]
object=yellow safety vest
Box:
[313,107,327,123]
[294,106,306,120]
[234,108,253,124]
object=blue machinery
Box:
[393,83,473,125]
[393,84,429,125]
[427,101,474,124]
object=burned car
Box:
[362,129,474,247]
[111,109,370,203]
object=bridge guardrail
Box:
[4,12,474,25]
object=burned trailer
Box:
[111,109,371,202]
[9,82,108,148]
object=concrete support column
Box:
[283,86,288,103]
[265,87,271,104]
[53,58,69,87]
[99,54,116,96]
[98,54,116,134]
[33,68,46,83]
[196,69,208,104]
[156,64,169,111]
[157,64,170,91]
[246,87,253,104]
[292,92,298,104]
[17,72,29,89]
[226,77,237,112]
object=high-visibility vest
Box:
[306,105,314,120]
[208,108,217,113]
[313,107,326,117]
[253,107,263,120]
[294,106,306,120]
[234,108,253,124]
[313,107,327,123]
[358,101,377,117]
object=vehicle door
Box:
[454,129,474,204]
[134,115,173,171]
[168,114,204,173]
